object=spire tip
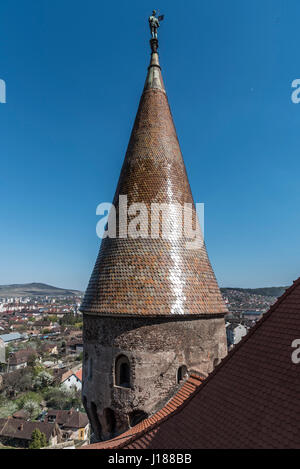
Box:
[150,38,159,54]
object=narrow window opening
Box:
[177,365,188,384]
[129,410,148,427]
[115,355,130,388]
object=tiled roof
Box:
[66,336,83,346]
[75,369,82,381]
[82,374,203,449]
[47,409,88,429]
[52,367,68,384]
[84,279,300,449]
[0,333,22,342]
[60,370,74,383]
[8,349,37,365]
[0,418,57,441]
[80,43,227,317]
[12,409,30,420]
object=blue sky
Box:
[0,0,300,291]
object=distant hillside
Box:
[221,287,288,298]
[220,286,289,313]
[0,283,82,298]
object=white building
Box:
[226,323,248,348]
[61,369,82,391]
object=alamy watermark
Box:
[0,79,6,103]
[291,339,300,364]
[96,196,205,250]
[291,79,300,103]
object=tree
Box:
[40,431,47,447]
[29,429,47,449]
[0,401,18,418]
[67,388,83,410]
[5,345,13,361]
[47,315,58,323]
[27,353,37,368]
[2,368,33,396]
[44,387,69,410]
[33,371,53,390]
[16,391,43,410]
[44,387,83,411]
[59,312,80,326]
[23,400,40,420]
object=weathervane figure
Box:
[149,10,164,39]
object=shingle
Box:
[80,46,227,318]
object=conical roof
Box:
[81,40,227,317]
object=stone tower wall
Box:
[82,314,227,441]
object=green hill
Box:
[0,283,82,298]
[221,287,288,298]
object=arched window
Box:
[115,355,130,388]
[104,408,116,435]
[129,410,148,427]
[177,365,188,384]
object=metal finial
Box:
[150,38,159,54]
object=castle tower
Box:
[81,36,228,442]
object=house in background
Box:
[0,332,23,344]
[41,343,58,356]
[7,349,37,371]
[65,336,83,355]
[12,409,31,421]
[226,323,248,349]
[0,418,61,448]
[61,369,82,391]
[46,409,89,441]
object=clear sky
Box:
[0,0,300,291]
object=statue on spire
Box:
[149,10,160,39]
[149,10,164,39]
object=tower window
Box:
[177,365,188,384]
[115,355,130,388]
[130,410,148,427]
